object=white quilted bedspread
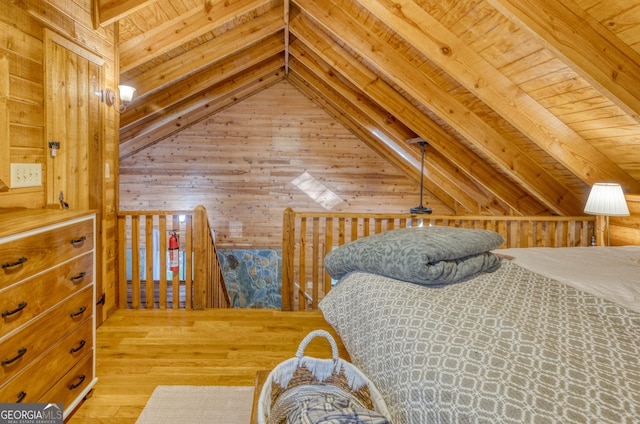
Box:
[319,261,640,424]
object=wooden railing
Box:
[117,205,230,309]
[282,208,596,311]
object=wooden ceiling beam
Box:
[120,58,285,159]
[289,44,507,214]
[291,5,549,215]
[355,0,640,194]
[121,53,284,142]
[119,0,274,72]
[121,34,284,129]
[488,0,640,124]
[126,8,284,97]
[284,0,290,74]
[299,0,584,215]
[94,0,156,27]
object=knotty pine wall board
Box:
[119,81,444,249]
[0,0,119,324]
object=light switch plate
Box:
[10,163,42,188]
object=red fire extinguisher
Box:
[169,231,179,273]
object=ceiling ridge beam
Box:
[356,0,640,194]
[284,0,290,74]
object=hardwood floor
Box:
[67,308,347,423]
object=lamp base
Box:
[410,206,432,214]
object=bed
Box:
[318,221,640,423]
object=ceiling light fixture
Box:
[408,138,432,214]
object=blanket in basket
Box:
[258,330,391,424]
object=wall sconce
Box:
[95,85,136,113]
[584,182,629,246]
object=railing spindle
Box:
[159,215,167,309]
[131,216,140,308]
[145,215,154,308]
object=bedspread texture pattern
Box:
[319,261,640,424]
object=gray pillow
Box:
[324,226,504,286]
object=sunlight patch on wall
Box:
[291,172,343,210]
[229,221,243,238]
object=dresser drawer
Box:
[0,252,93,337]
[0,218,93,290]
[0,318,93,403]
[0,286,93,384]
[41,350,94,408]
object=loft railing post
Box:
[185,214,193,308]
[159,215,167,309]
[117,215,127,309]
[145,215,154,308]
[193,205,207,310]
[282,208,295,311]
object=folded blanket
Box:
[324,226,504,286]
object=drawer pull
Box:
[70,339,86,354]
[69,374,86,390]
[70,306,87,318]
[2,301,27,318]
[70,272,87,282]
[2,347,27,366]
[2,257,27,270]
[70,236,87,246]
[17,391,26,403]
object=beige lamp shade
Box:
[584,183,629,216]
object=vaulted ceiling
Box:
[95,0,640,216]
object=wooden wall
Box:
[0,1,119,323]
[119,81,444,249]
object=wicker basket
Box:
[257,329,391,424]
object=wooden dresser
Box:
[0,209,97,417]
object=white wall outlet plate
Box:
[10,163,42,188]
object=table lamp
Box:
[584,183,629,246]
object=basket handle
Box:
[295,329,339,361]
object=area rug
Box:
[136,385,255,424]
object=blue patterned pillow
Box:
[324,226,504,286]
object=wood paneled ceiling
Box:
[96,0,640,216]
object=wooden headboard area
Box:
[611,194,640,246]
